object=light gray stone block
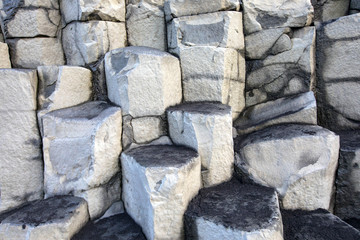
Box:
[0,42,11,68]
[311,0,351,22]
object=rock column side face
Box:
[167,11,245,119]
[167,102,234,187]
[42,101,122,219]
[0,42,11,68]
[121,145,201,240]
[0,69,43,213]
[235,124,339,211]
[350,0,360,14]
[316,13,360,131]
[335,131,360,220]
[311,0,350,22]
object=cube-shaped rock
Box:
[246,27,316,107]
[0,196,89,240]
[242,0,314,34]
[42,101,122,219]
[61,0,125,24]
[168,102,234,187]
[0,69,42,213]
[316,14,360,131]
[121,145,201,240]
[0,42,11,68]
[235,124,339,211]
[105,46,182,118]
[312,0,350,22]
[7,38,65,68]
[63,21,126,66]
[185,178,283,240]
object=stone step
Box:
[282,209,360,240]
[72,213,146,240]
[0,196,89,240]
[184,178,283,239]
[167,102,234,187]
[235,124,339,211]
[121,145,202,240]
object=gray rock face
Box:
[246,27,316,107]
[350,0,360,14]
[335,131,360,220]
[282,209,360,240]
[316,13,360,131]
[167,102,234,187]
[72,213,146,240]
[121,145,201,240]
[0,69,43,214]
[185,178,283,240]
[0,42,11,68]
[0,196,89,240]
[311,0,351,22]
[235,124,339,211]
[42,101,122,219]
[88,57,108,101]
[234,91,317,135]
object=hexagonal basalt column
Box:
[121,145,201,240]
[168,102,234,187]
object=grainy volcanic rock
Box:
[235,124,339,210]
[0,196,89,240]
[185,178,283,240]
[167,102,234,187]
[121,145,201,240]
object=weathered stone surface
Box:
[282,209,360,240]
[98,201,124,220]
[126,2,166,51]
[246,27,315,107]
[0,31,4,42]
[127,0,164,6]
[168,102,234,187]
[105,46,182,117]
[1,0,59,9]
[7,38,64,68]
[42,101,122,219]
[316,13,360,131]
[350,0,360,14]
[63,21,126,66]
[132,116,166,144]
[242,0,314,34]
[235,124,339,211]
[185,178,283,240]
[121,145,201,240]
[311,0,351,22]
[234,91,317,135]
[0,42,11,68]
[72,213,146,240]
[127,136,173,150]
[88,57,108,101]
[335,131,360,220]
[0,196,89,240]
[164,0,240,20]
[61,0,125,24]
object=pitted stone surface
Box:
[185,178,283,240]
[235,124,339,211]
[0,196,89,240]
[131,116,165,144]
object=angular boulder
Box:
[0,42,11,68]
[167,102,234,187]
[121,145,201,240]
[235,124,339,211]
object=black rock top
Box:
[167,102,231,115]
[337,130,360,151]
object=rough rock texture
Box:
[164,0,240,20]
[88,57,108,101]
[42,101,122,219]
[167,102,234,187]
[282,209,360,240]
[7,38,64,68]
[335,131,360,220]
[0,69,43,213]
[0,31,4,42]
[242,0,314,34]
[0,196,89,240]
[98,201,124,220]
[121,145,201,240]
[61,0,125,24]
[132,116,166,144]
[105,46,182,117]
[0,42,11,68]
[234,91,317,135]
[246,27,316,107]
[185,178,283,240]
[62,21,126,66]
[350,0,360,14]
[311,0,351,22]
[235,124,339,211]
[316,13,360,131]
[72,213,146,240]
[126,2,166,51]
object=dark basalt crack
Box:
[167,102,231,115]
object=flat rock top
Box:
[72,213,146,240]
[167,102,231,115]
[123,145,198,168]
[337,131,360,151]
[185,178,279,231]
[282,209,360,240]
[0,196,86,227]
